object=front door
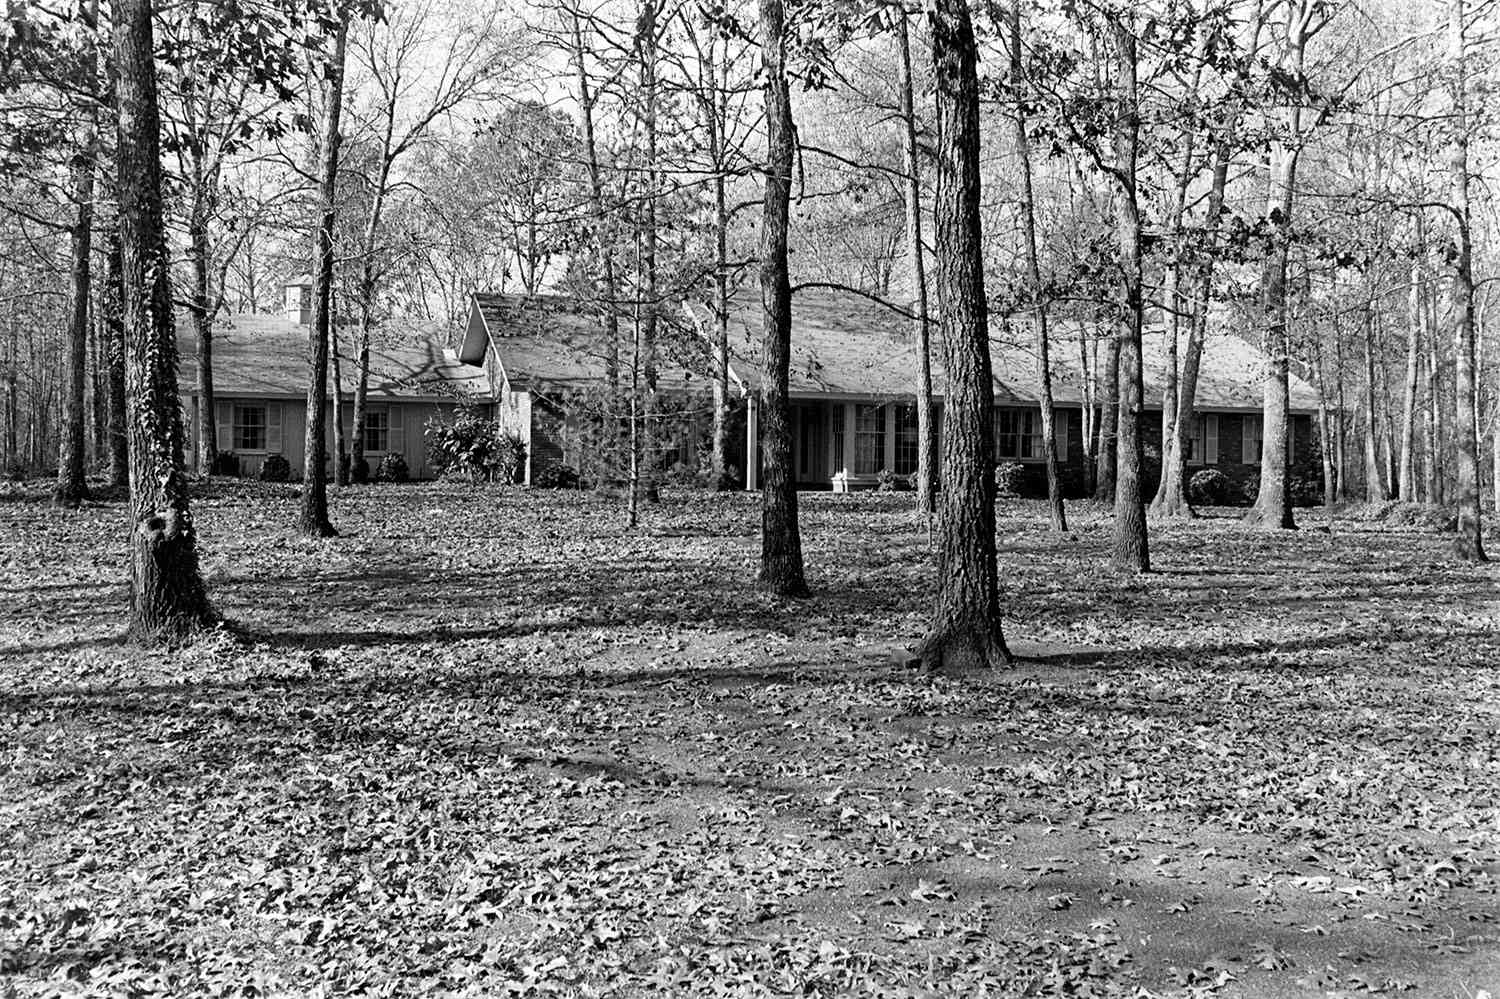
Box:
[793,403,825,485]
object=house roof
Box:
[470,290,1319,413]
[462,293,711,395]
[176,313,494,400]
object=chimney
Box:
[284,274,313,325]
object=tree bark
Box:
[918,0,1009,671]
[638,0,661,505]
[113,0,215,643]
[897,12,937,516]
[104,230,128,488]
[1398,257,1423,500]
[1009,3,1064,532]
[1244,148,1296,529]
[1361,298,1388,502]
[755,0,808,597]
[704,33,734,491]
[55,146,95,507]
[1448,0,1486,560]
[300,18,347,538]
[1093,335,1118,501]
[1109,18,1148,570]
[187,203,217,476]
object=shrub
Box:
[258,454,291,482]
[533,464,580,489]
[876,467,909,492]
[375,452,410,483]
[351,456,369,484]
[1238,471,1261,505]
[1289,472,1324,507]
[1188,468,1231,506]
[210,451,240,477]
[424,409,526,483]
[995,461,1026,497]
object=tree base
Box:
[129,510,217,647]
[53,480,91,509]
[298,517,339,539]
[917,621,1011,674]
[757,570,810,599]
[1148,496,1197,520]
[1241,501,1296,530]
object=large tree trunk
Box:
[113,0,214,643]
[1244,140,1297,530]
[104,230,128,488]
[1009,3,1064,532]
[299,19,347,538]
[918,0,1008,671]
[1449,0,1486,560]
[755,0,808,597]
[897,12,937,516]
[55,146,95,507]
[330,324,347,486]
[1109,18,1148,570]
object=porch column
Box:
[745,392,760,491]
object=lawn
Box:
[3,482,1500,997]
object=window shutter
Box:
[1204,414,1218,465]
[216,401,232,452]
[1242,416,1255,464]
[266,403,283,453]
[1052,408,1068,461]
[389,405,405,454]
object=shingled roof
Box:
[177,313,495,400]
[463,290,1320,413]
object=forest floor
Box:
[3,481,1500,998]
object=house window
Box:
[831,404,846,471]
[854,404,885,475]
[996,407,1042,460]
[1242,415,1263,464]
[233,404,267,451]
[364,409,389,453]
[894,405,919,475]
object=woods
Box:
[7,0,1500,992]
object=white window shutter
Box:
[266,402,283,453]
[1053,407,1068,459]
[389,405,405,454]
[216,401,232,452]
[1204,414,1218,465]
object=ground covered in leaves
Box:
[4,482,1500,998]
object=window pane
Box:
[233,405,266,451]
[364,411,389,452]
[854,404,884,474]
[894,405,918,475]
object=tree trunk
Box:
[1093,334,1118,501]
[897,12,937,517]
[330,322,347,486]
[113,0,214,642]
[755,0,808,597]
[568,8,624,481]
[1361,300,1387,502]
[300,18,346,538]
[1155,140,1230,518]
[639,0,661,505]
[1109,18,1148,570]
[1449,0,1486,560]
[1398,259,1422,500]
[188,207,217,476]
[705,35,734,491]
[1426,289,1444,504]
[917,0,1008,671]
[1244,143,1297,529]
[1009,3,1064,532]
[104,230,128,488]
[55,147,95,507]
